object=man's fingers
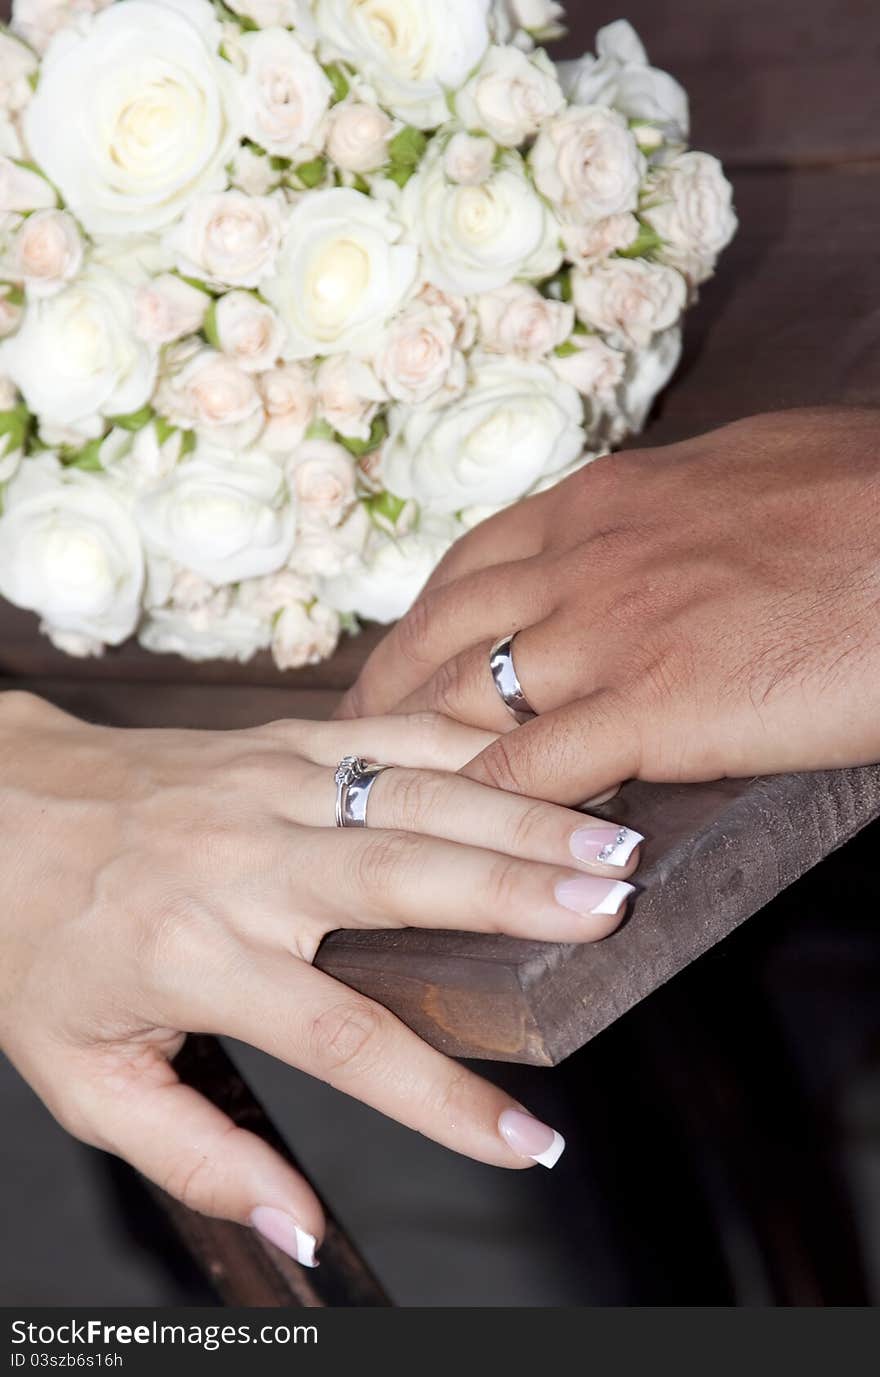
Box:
[209,957,565,1171]
[73,1046,324,1267]
[259,711,497,775]
[336,559,549,720]
[460,692,641,806]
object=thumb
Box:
[460,692,640,807]
[76,1044,324,1268]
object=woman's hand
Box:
[0,691,640,1266]
[341,408,880,803]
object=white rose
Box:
[139,599,271,663]
[557,20,689,144]
[236,569,313,617]
[572,257,686,349]
[456,45,563,147]
[228,145,282,198]
[10,0,113,55]
[271,599,340,669]
[313,0,491,129]
[562,212,639,266]
[373,299,466,406]
[258,363,315,453]
[617,324,682,433]
[383,355,584,512]
[225,0,307,28]
[489,0,565,45]
[325,101,394,174]
[214,291,286,373]
[238,28,331,158]
[262,188,417,357]
[550,333,625,402]
[24,0,242,235]
[320,516,459,622]
[156,346,264,446]
[0,267,157,426]
[477,283,573,359]
[0,452,144,645]
[0,156,57,213]
[287,437,356,526]
[5,210,83,298]
[291,500,369,578]
[0,31,38,114]
[0,286,23,340]
[643,152,737,286]
[402,144,561,295]
[136,443,295,584]
[134,274,209,345]
[108,419,192,489]
[443,132,495,187]
[418,284,477,350]
[530,105,644,225]
[165,191,284,289]
[314,354,385,441]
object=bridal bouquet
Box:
[0,0,736,668]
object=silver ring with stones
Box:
[334,755,391,828]
[489,634,538,725]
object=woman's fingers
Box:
[260,711,498,774]
[289,759,642,880]
[337,558,551,720]
[284,823,634,943]
[72,1045,324,1267]
[211,956,566,1171]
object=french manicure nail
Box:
[250,1206,318,1267]
[498,1108,566,1168]
[555,875,635,917]
[570,824,643,868]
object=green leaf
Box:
[202,300,221,349]
[293,157,328,189]
[616,221,663,259]
[554,339,581,358]
[269,154,292,172]
[0,402,31,456]
[324,62,350,104]
[366,490,408,526]
[175,272,216,297]
[339,414,388,458]
[306,418,336,442]
[179,429,197,459]
[352,173,371,195]
[64,438,104,471]
[1,283,25,307]
[388,126,427,168]
[542,270,572,303]
[107,403,153,432]
[386,163,415,188]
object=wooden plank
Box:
[12,673,880,1066]
[559,0,880,169]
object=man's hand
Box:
[340,408,880,803]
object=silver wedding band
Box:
[334,755,391,827]
[488,634,538,725]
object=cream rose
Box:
[156,345,264,447]
[477,283,573,360]
[287,437,356,526]
[313,0,491,129]
[134,274,209,345]
[643,152,738,286]
[136,443,295,584]
[0,453,144,646]
[456,45,564,147]
[139,599,271,663]
[238,28,332,159]
[258,363,315,453]
[320,517,459,622]
[214,292,286,373]
[0,267,157,426]
[5,210,83,298]
[165,191,284,289]
[325,101,394,174]
[530,105,644,225]
[443,132,495,187]
[383,355,584,512]
[10,0,114,56]
[550,333,625,402]
[271,600,340,670]
[262,188,417,357]
[315,354,385,441]
[572,257,687,349]
[228,145,282,199]
[401,144,561,295]
[24,0,242,235]
[0,157,57,213]
[373,299,466,406]
[557,21,689,145]
[561,212,639,266]
[489,0,566,46]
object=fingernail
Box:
[555,875,635,917]
[570,824,643,868]
[498,1108,566,1168]
[250,1206,318,1268]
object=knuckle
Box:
[352,829,425,904]
[476,734,525,795]
[484,854,526,917]
[429,1066,476,1125]
[428,655,464,716]
[307,1000,387,1079]
[387,768,439,827]
[163,1145,224,1216]
[394,594,435,667]
[506,798,556,856]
